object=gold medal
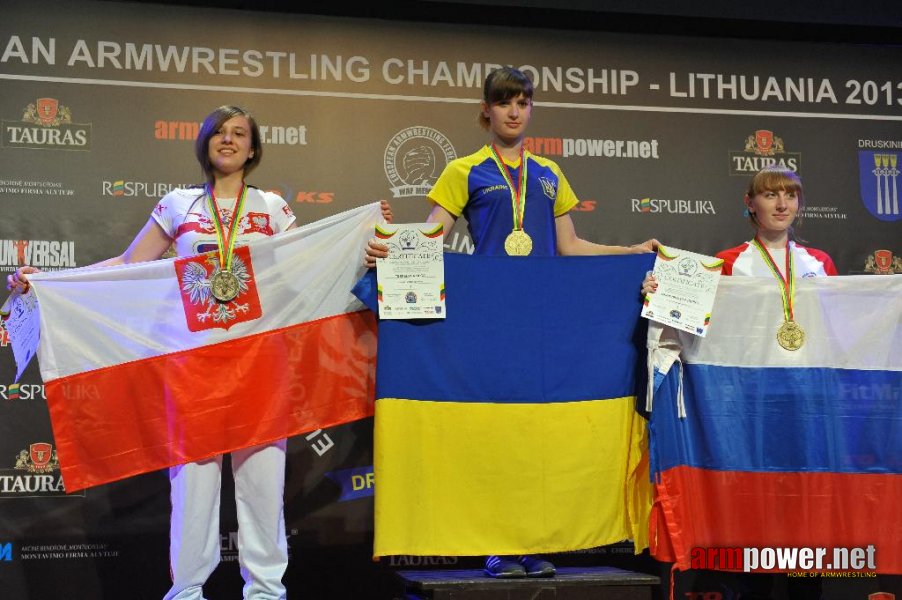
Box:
[776,320,805,351]
[205,182,249,304]
[210,269,241,303]
[504,229,533,256]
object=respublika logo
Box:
[101,179,190,198]
[0,239,76,273]
[1,443,83,498]
[858,151,901,222]
[729,130,799,175]
[384,126,456,197]
[2,98,92,150]
[1,383,45,401]
[631,197,716,215]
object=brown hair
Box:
[745,165,805,235]
[194,105,262,182]
[478,67,534,130]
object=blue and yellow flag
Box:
[358,253,655,557]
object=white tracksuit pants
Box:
[163,439,288,600]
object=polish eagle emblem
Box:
[175,246,262,332]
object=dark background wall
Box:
[1,1,900,598]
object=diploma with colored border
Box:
[641,245,723,337]
[375,223,446,320]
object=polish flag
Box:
[25,203,382,492]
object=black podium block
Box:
[396,566,660,600]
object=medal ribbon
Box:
[489,144,528,231]
[751,236,795,322]
[206,181,248,272]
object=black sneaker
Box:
[484,555,526,578]
[519,555,556,577]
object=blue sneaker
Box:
[519,555,555,577]
[484,555,526,578]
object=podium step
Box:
[396,565,660,600]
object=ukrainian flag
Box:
[358,253,655,557]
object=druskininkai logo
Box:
[729,129,799,175]
[859,151,901,222]
[2,98,92,150]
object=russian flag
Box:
[21,203,383,492]
[647,275,902,573]
[356,253,656,557]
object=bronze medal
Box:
[776,320,805,351]
[504,229,533,256]
[211,269,240,303]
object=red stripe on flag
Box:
[46,310,377,492]
[651,465,901,573]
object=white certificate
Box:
[375,223,445,319]
[640,245,723,337]
[1,291,41,382]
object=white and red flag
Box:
[14,202,382,492]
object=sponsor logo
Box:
[729,130,800,175]
[2,98,92,150]
[384,126,456,197]
[324,466,375,502]
[175,247,262,332]
[293,191,334,204]
[798,205,847,220]
[221,529,294,562]
[1,383,45,401]
[1,443,82,498]
[0,542,11,561]
[0,179,76,197]
[631,197,716,215]
[155,120,307,145]
[858,151,901,222]
[388,555,459,567]
[571,200,597,212]
[0,239,77,273]
[101,179,190,198]
[865,250,902,274]
[523,136,660,159]
[18,542,119,560]
[690,545,877,573]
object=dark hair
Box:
[194,105,262,182]
[478,67,534,130]
[745,165,805,236]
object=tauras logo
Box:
[631,197,716,215]
[0,239,76,272]
[1,443,83,497]
[2,98,92,150]
[729,130,800,175]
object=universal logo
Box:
[0,239,76,273]
[384,126,456,198]
[2,98,92,150]
[729,130,799,175]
